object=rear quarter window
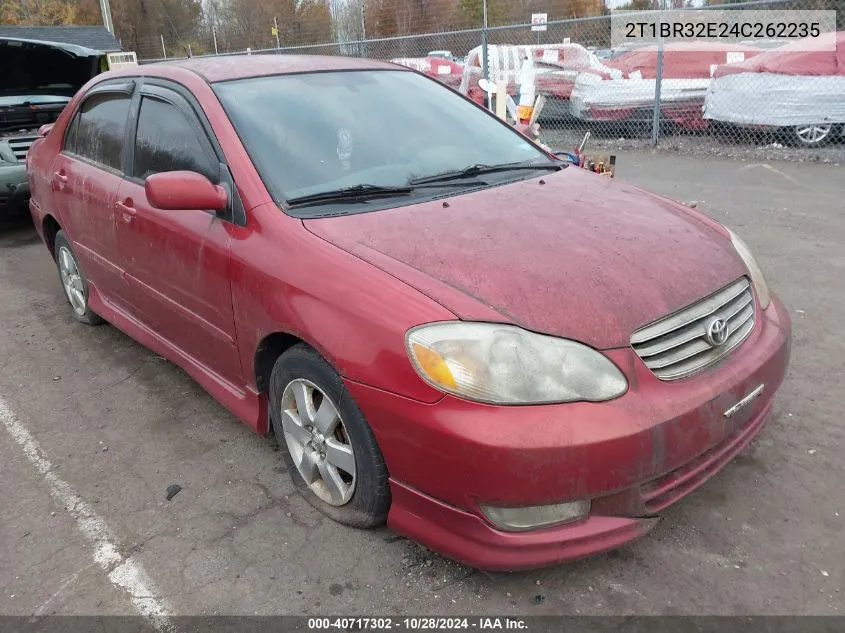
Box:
[63,112,80,154]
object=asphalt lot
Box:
[1,151,843,620]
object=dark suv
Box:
[1,38,107,217]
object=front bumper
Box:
[570,99,708,129]
[0,164,29,217]
[344,295,791,570]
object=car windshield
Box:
[213,69,555,216]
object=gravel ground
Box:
[0,151,842,622]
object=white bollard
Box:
[495,80,508,120]
[516,52,536,124]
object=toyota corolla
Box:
[25,55,791,570]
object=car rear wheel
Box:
[269,343,390,528]
[54,231,104,326]
[789,123,833,147]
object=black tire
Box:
[53,231,104,326]
[269,343,390,528]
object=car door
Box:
[50,82,134,306]
[114,83,243,386]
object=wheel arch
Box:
[42,214,61,259]
[254,331,308,394]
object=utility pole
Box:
[99,0,114,34]
[360,0,367,57]
[210,3,219,55]
[273,16,281,49]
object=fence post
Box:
[651,14,664,147]
[360,1,368,58]
[160,34,167,59]
[481,0,490,110]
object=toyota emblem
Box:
[705,318,730,347]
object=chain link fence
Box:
[139,0,845,160]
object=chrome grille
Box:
[7,136,37,162]
[631,277,756,381]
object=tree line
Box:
[2,0,611,58]
[3,0,841,59]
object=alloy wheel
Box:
[795,124,832,145]
[280,379,356,506]
[58,246,86,316]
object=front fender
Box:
[230,203,456,404]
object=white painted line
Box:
[738,163,803,187]
[0,396,175,631]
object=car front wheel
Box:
[269,344,390,528]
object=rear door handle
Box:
[53,170,68,185]
[116,199,136,221]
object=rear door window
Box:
[132,97,217,182]
[73,93,131,171]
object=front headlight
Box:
[405,322,627,405]
[727,228,771,309]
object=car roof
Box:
[135,54,406,84]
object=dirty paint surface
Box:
[305,166,746,349]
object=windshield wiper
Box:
[409,161,564,185]
[285,180,488,208]
[286,184,413,207]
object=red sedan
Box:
[25,55,791,570]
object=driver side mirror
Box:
[145,171,228,211]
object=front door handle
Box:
[116,199,136,221]
[53,170,68,188]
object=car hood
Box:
[0,37,103,106]
[303,167,747,349]
[0,95,71,107]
